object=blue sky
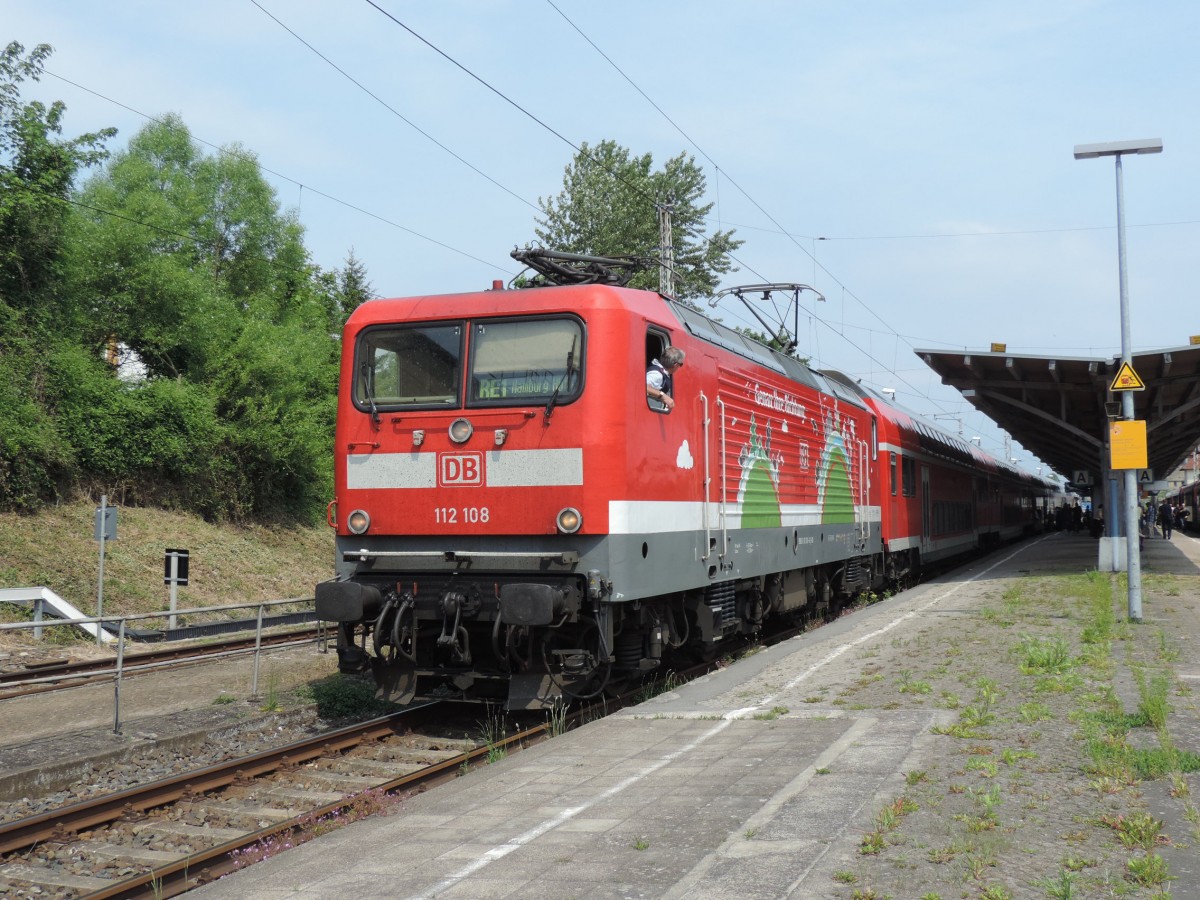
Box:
[7,0,1198,473]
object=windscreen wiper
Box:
[360,362,381,429]
[543,339,577,424]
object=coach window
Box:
[890,452,897,496]
[355,322,462,410]
[468,316,583,406]
[902,456,916,497]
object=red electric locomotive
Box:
[316,251,1048,708]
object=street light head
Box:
[1073,138,1163,159]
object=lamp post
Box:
[1073,138,1162,622]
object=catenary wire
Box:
[539,3,961,410]
[43,70,508,276]
[537,4,1070,465]
[249,0,537,214]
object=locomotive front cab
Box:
[318,290,632,708]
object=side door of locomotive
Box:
[698,353,723,565]
[645,327,716,563]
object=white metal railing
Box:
[0,597,321,734]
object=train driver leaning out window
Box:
[646,346,685,412]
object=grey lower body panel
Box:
[333,523,882,601]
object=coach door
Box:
[920,466,932,555]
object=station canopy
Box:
[916,344,1200,485]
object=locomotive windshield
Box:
[469,316,583,406]
[353,316,583,411]
[355,322,463,409]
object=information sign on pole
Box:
[1109,420,1148,470]
[163,549,190,585]
[94,505,117,541]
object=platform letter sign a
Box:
[1109,420,1148,470]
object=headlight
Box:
[449,417,474,444]
[556,507,582,534]
[347,509,371,534]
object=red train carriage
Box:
[822,376,1052,580]
[1166,480,1198,533]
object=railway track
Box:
[0,702,546,899]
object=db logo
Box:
[439,452,483,486]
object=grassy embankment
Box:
[0,499,334,642]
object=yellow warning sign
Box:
[1110,362,1145,392]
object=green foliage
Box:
[301,676,396,720]
[533,139,742,300]
[1018,635,1073,674]
[1134,669,1171,732]
[0,351,73,509]
[0,42,115,319]
[1124,852,1170,887]
[1,53,352,523]
[752,705,789,721]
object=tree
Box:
[69,116,320,381]
[64,115,342,521]
[336,248,374,320]
[0,42,114,509]
[0,43,114,316]
[533,140,742,300]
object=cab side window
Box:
[646,329,670,413]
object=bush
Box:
[0,334,76,509]
[303,676,395,720]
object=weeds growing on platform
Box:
[831,568,1199,897]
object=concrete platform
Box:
[191,531,1200,899]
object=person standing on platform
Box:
[1160,501,1174,539]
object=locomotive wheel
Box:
[540,616,611,700]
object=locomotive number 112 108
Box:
[434,507,491,524]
